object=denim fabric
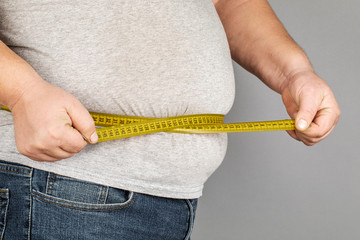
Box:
[0,159,197,240]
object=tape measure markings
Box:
[1,105,295,142]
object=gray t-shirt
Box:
[0,0,235,198]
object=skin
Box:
[0,0,340,162]
[0,41,98,162]
[213,0,340,145]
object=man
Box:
[0,0,339,239]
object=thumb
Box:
[295,93,320,131]
[66,101,98,144]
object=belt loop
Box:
[184,199,196,240]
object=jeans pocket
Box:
[31,172,136,212]
[0,189,9,240]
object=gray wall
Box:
[192,0,360,239]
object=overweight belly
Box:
[1,0,235,118]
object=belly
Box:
[0,0,235,117]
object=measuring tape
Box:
[1,105,295,143]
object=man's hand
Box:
[281,71,340,145]
[214,0,340,145]
[0,40,96,162]
[11,79,98,162]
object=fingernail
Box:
[90,132,98,143]
[298,119,308,130]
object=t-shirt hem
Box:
[0,152,203,199]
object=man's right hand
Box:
[10,80,98,162]
[0,41,97,162]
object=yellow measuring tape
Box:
[1,105,295,143]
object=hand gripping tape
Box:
[1,105,295,143]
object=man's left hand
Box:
[281,71,340,145]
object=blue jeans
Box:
[0,159,197,240]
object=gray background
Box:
[192,0,359,239]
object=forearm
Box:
[0,40,98,160]
[215,0,313,93]
[0,40,42,109]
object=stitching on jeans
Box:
[183,199,194,240]
[99,186,109,204]
[0,168,29,176]
[103,187,109,204]
[97,186,102,204]
[0,163,31,172]
[46,173,52,195]
[51,173,57,195]
[0,189,9,240]
[33,189,137,207]
[48,173,56,196]
[97,186,104,204]
[32,191,137,212]
[27,168,33,240]
[46,173,53,195]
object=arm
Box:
[213,0,340,145]
[0,40,97,161]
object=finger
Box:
[295,91,322,132]
[59,124,88,153]
[44,149,75,160]
[295,124,335,145]
[24,126,85,161]
[28,154,59,162]
[286,130,301,141]
[66,100,98,144]
[298,107,337,138]
[29,148,75,162]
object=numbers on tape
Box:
[1,105,295,142]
